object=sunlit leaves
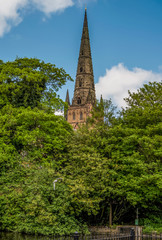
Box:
[0,57,73,109]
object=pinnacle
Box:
[65,89,70,105]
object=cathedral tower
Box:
[66,9,96,129]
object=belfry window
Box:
[73,112,75,120]
[80,67,83,72]
[80,112,83,120]
[79,79,82,87]
[77,97,81,105]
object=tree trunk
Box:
[109,202,112,227]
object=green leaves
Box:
[0,57,73,109]
[124,81,162,108]
[123,81,162,128]
[66,81,162,225]
[0,167,86,235]
[0,105,72,169]
[0,62,161,235]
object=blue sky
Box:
[0,0,162,108]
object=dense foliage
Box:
[78,82,162,225]
[0,58,72,110]
[0,58,161,235]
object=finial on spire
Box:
[85,4,87,10]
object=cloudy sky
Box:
[0,0,162,108]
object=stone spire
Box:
[72,8,96,106]
[65,89,70,105]
[65,9,96,129]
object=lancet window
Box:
[79,79,82,87]
[80,112,83,120]
[77,97,81,104]
[73,112,75,120]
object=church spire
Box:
[65,89,70,106]
[72,8,95,106]
[65,9,96,129]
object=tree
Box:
[67,81,162,225]
[87,98,117,127]
[0,105,76,235]
[122,81,162,128]
[0,57,80,235]
[0,105,73,172]
[0,166,89,235]
[0,57,73,109]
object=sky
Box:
[0,0,162,109]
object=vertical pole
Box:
[131,229,135,240]
[136,208,138,224]
[109,202,112,227]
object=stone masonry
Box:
[65,9,96,129]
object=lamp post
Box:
[53,178,63,190]
[135,208,138,226]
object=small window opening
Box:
[73,112,75,120]
[77,97,81,105]
[80,67,83,72]
[79,80,82,87]
[80,112,83,120]
[82,51,84,55]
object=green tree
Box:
[0,57,72,109]
[67,81,162,225]
[0,57,79,235]
[0,105,78,235]
[87,98,117,127]
[0,105,73,172]
[122,81,162,128]
[0,166,89,235]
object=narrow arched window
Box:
[82,51,84,55]
[73,112,75,120]
[80,112,83,120]
[80,67,83,72]
[79,79,82,87]
[77,97,81,104]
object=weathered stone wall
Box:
[67,104,92,129]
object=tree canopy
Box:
[65,81,162,225]
[0,57,72,109]
[0,57,161,237]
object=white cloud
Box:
[95,63,162,108]
[54,110,64,116]
[32,0,74,15]
[0,0,28,37]
[0,0,97,37]
[76,0,96,6]
[0,0,75,37]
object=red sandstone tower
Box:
[65,9,96,129]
